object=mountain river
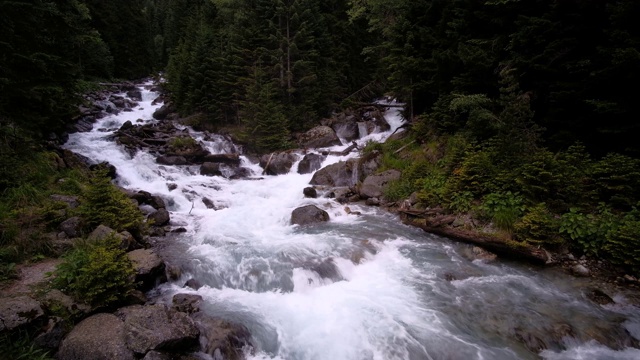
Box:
[63,83,640,360]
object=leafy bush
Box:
[481,192,524,233]
[51,234,135,307]
[81,171,143,233]
[447,191,474,213]
[383,179,414,202]
[559,206,619,256]
[514,203,561,246]
[168,136,197,152]
[604,208,640,275]
[417,174,448,208]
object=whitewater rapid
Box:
[64,84,640,360]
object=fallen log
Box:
[404,217,549,265]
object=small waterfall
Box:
[357,122,368,138]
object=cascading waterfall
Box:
[64,83,640,360]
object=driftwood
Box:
[393,140,416,154]
[262,153,275,175]
[403,216,549,265]
[116,131,153,148]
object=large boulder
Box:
[331,118,359,141]
[259,152,297,175]
[58,313,135,360]
[59,216,82,238]
[297,153,326,174]
[126,90,143,102]
[0,296,45,332]
[309,159,358,187]
[291,205,330,226]
[87,224,116,243]
[200,162,224,177]
[115,305,200,355]
[127,249,166,291]
[191,312,253,360]
[359,169,401,199]
[50,194,80,209]
[298,126,342,149]
[148,208,170,226]
[203,154,241,166]
[153,104,174,120]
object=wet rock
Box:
[42,289,91,317]
[126,90,143,102]
[297,153,326,174]
[185,279,203,290]
[443,273,457,281]
[153,104,174,120]
[127,249,166,291]
[58,313,135,360]
[167,183,178,191]
[359,170,401,199]
[59,216,82,238]
[148,208,170,226]
[571,264,590,277]
[172,294,203,314]
[150,196,166,210]
[116,304,199,354]
[120,120,134,131]
[118,231,136,251]
[298,125,342,149]
[157,155,188,166]
[229,167,252,179]
[365,197,381,206]
[200,162,224,177]
[191,312,252,360]
[587,288,615,305]
[87,224,116,243]
[303,187,317,198]
[461,246,498,262]
[259,152,297,175]
[124,290,148,306]
[309,159,358,187]
[202,197,216,209]
[50,194,80,209]
[0,296,45,331]
[72,117,94,133]
[203,153,241,166]
[291,205,330,226]
[331,119,359,141]
[166,264,182,280]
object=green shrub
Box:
[383,179,414,202]
[559,206,619,256]
[0,331,52,360]
[447,191,474,213]
[417,174,448,207]
[168,136,198,151]
[81,171,143,233]
[481,192,524,233]
[514,203,562,246]
[50,234,135,307]
[604,208,640,275]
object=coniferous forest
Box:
[2,0,640,309]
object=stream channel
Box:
[63,83,640,360]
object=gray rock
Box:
[126,90,143,102]
[298,126,342,148]
[571,264,591,277]
[461,246,498,262]
[153,104,174,120]
[203,153,241,166]
[365,197,380,206]
[50,194,80,208]
[291,205,330,226]
[331,120,359,141]
[127,249,166,291]
[303,187,317,198]
[149,208,170,226]
[0,296,45,332]
[259,152,297,175]
[202,197,216,209]
[120,120,134,131]
[200,162,224,176]
[172,294,203,314]
[359,170,401,199]
[116,304,199,354]
[185,279,203,290]
[87,224,116,243]
[309,159,358,187]
[587,288,615,305]
[60,216,82,238]
[157,156,188,166]
[150,195,166,210]
[191,312,252,360]
[297,154,326,174]
[58,313,135,360]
